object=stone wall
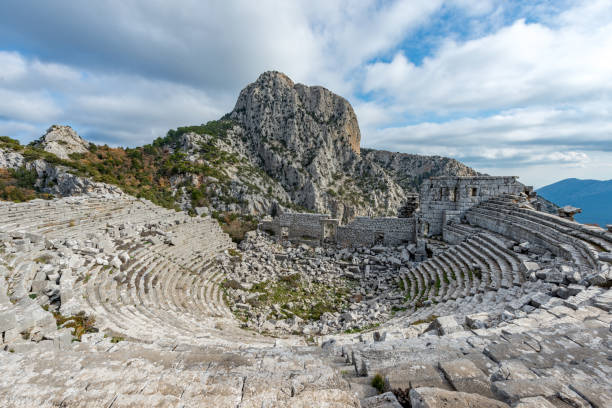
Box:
[260,213,416,247]
[337,216,416,247]
[419,176,526,237]
[260,213,330,241]
[260,176,528,246]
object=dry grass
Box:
[53,311,97,341]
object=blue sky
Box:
[0,0,611,188]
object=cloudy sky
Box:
[1,0,611,188]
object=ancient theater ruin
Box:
[1,173,611,407]
[1,71,611,407]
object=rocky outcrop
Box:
[232,71,361,155]
[169,131,291,214]
[362,149,479,192]
[0,148,122,197]
[31,125,90,160]
[226,72,408,221]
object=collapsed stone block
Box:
[519,261,539,278]
[557,205,581,221]
[384,364,451,393]
[409,387,509,408]
[465,312,491,329]
[439,358,494,398]
[0,307,17,333]
[428,315,463,335]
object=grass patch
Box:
[241,275,351,322]
[411,315,438,326]
[391,306,407,314]
[371,373,385,394]
[52,311,97,341]
[33,254,53,264]
[397,279,405,291]
[227,248,242,260]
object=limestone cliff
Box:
[31,125,90,160]
[228,71,404,222]
[362,148,480,192]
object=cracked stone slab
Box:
[513,396,557,408]
[492,380,555,404]
[361,392,403,408]
[439,358,494,398]
[409,387,509,408]
[384,364,451,392]
[569,381,612,408]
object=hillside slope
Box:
[1,71,482,231]
[537,178,612,227]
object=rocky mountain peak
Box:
[32,125,90,160]
[253,70,295,88]
[231,70,361,154]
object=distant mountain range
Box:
[537,178,612,227]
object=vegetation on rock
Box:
[0,167,53,202]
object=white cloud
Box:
[0,50,227,146]
[0,0,447,144]
[0,88,61,122]
[363,15,612,113]
[358,0,612,186]
[0,0,610,187]
[0,51,27,81]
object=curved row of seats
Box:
[1,194,250,346]
[0,195,191,240]
[467,195,612,273]
[397,194,611,315]
[75,227,236,344]
[399,226,526,307]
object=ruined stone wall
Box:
[285,213,329,240]
[260,213,329,240]
[419,176,525,237]
[261,213,415,247]
[336,216,415,247]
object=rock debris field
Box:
[1,192,611,408]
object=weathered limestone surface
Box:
[409,387,509,408]
[1,135,611,408]
[228,71,407,221]
[31,125,90,160]
[0,182,611,407]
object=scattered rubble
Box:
[0,183,610,407]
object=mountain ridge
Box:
[537,177,612,227]
[1,70,481,236]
